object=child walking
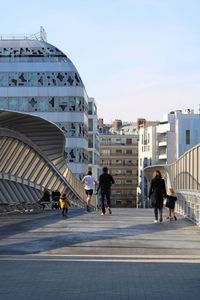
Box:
[59,193,71,217]
[166,188,177,221]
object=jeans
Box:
[100,190,111,214]
[154,207,163,220]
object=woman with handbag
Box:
[149,170,167,223]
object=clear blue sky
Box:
[1,0,200,122]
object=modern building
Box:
[99,119,138,207]
[138,108,200,207]
[0,110,86,211]
[0,27,89,179]
[137,121,159,207]
[87,97,100,180]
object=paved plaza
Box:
[0,208,200,299]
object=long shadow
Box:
[0,211,196,255]
[0,208,87,240]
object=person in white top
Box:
[82,170,97,211]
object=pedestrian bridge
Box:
[0,208,199,259]
[0,109,200,228]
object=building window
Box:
[147,133,150,144]
[88,134,93,148]
[186,130,190,144]
[126,170,132,174]
[88,151,93,164]
[126,138,132,145]
[102,149,110,155]
[88,102,93,115]
[88,119,93,131]
[116,138,121,144]
[116,149,122,154]
[126,149,132,154]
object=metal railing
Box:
[144,143,200,225]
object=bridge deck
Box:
[0,208,200,300]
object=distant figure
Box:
[82,170,97,212]
[149,170,167,223]
[51,190,61,210]
[38,190,50,210]
[59,193,71,217]
[97,167,115,215]
[42,190,50,201]
[166,188,177,221]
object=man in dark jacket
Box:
[97,167,115,215]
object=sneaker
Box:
[108,207,112,214]
[154,220,158,223]
[159,216,163,222]
[101,213,105,216]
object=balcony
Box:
[158,153,167,160]
[158,141,167,146]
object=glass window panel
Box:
[0,98,8,109]
[18,98,29,111]
[9,98,18,110]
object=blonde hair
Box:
[168,187,176,196]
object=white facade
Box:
[0,31,89,178]
[137,125,158,207]
[87,97,100,180]
[138,108,200,207]
[157,109,200,164]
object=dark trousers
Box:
[154,207,163,220]
[62,208,68,216]
[100,190,111,214]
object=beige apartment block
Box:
[99,132,138,208]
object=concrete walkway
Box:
[0,208,200,299]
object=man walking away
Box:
[97,167,115,215]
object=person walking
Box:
[149,170,167,223]
[59,193,71,217]
[166,187,177,221]
[97,167,115,215]
[82,170,97,212]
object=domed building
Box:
[0,27,88,178]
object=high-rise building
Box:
[0,27,88,179]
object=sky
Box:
[1,0,200,123]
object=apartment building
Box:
[99,120,138,207]
[138,108,200,207]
